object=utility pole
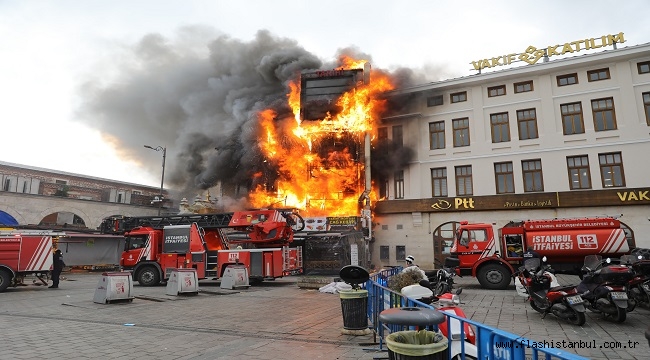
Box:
[144,145,166,216]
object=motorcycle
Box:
[432,266,456,296]
[519,257,586,326]
[424,258,458,296]
[401,281,477,360]
[620,254,650,310]
[576,254,634,323]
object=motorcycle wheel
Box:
[529,300,547,313]
[435,282,449,296]
[567,310,586,326]
[611,306,626,323]
[452,355,477,360]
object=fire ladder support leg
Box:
[283,246,289,271]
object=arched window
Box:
[432,221,460,267]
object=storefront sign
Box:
[375,187,650,214]
[471,32,625,71]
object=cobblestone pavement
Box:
[455,274,650,360]
[0,272,648,359]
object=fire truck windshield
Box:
[125,235,147,251]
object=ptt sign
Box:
[431,197,475,210]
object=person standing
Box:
[49,249,65,289]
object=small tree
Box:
[54,185,69,197]
[387,268,425,292]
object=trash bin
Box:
[339,289,368,330]
[379,307,448,360]
[385,330,448,360]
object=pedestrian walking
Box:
[49,249,65,289]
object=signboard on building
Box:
[375,187,650,214]
[300,66,369,121]
[470,32,625,72]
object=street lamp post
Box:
[144,145,166,215]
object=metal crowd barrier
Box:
[367,268,587,360]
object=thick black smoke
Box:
[77,27,428,203]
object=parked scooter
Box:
[577,254,634,322]
[401,281,477,359]
[620,254,650,311]
[519,257,586,326]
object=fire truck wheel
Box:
[0,270,11,292]
[137,266,160,287]
[477,264,511,290]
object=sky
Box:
[1,0,649,191]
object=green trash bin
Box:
[339,289,368,330]
[385,330,448,360]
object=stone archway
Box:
[0,210,20,226]
[432,221,460,268]
[39,211,87,228]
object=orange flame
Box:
[250,58,394,217]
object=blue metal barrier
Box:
[366,268,588,360]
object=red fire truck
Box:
[0,230,58,292]
[446,217,635,290]
[99,209,304,286]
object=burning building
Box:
[249,57,394,222]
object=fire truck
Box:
[0,230,59,292]
[446,217,635,290]
[99,209,305,286]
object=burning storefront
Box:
[245,58,395,271]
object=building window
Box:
[396,246,406,261]
[587,68,610,82]
[451,91,467,103]
[394,170,404,199]
[522,159,544,192]
[644,92,650,126]
[379,177,389,199]
[494,162,514,194]
[599,152,625,188]
[427,95,443,107]
[591,97,617,131]
[380,246,389,261]
[514,80,533,93]
[567,155,591,189]
[516,108,538,140]
[55,180,67,185]
[455,166,473,196]
[378,127,388,141]
[429,121,445,150]
[560,102,585,135]
[637,61,650,74]
[431,168,448,197]
[452,118,470,147]
[392,125,403,147]
[379,178,390,199]
[557,73,578,86]
[488,85,506,97]
[132,190,142,195]
[490,112,510,143]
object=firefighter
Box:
[49,249,65,289]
